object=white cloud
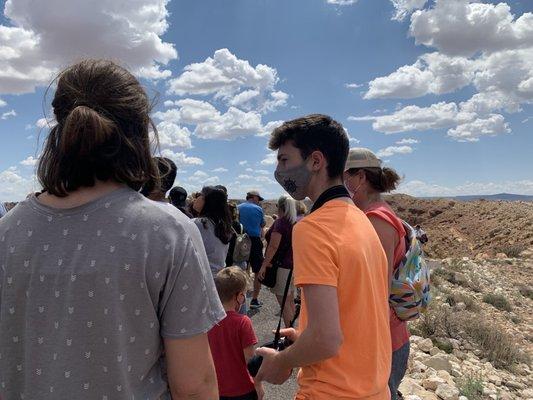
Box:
[365,53,475,99]
[35,117,55,128]
[239,161,248,166]
[0,167,36,202]
[212,167,228,173]
[409,0,533,57]
[260,152,277,166]
[349,136,360,144]
[167,49,281,112]
[326,0,358,5]
[257,120,284,137]
[1,109,16,120]
[0,0,177,95]
[390,0,427,21]
[396,138,419,145]
[398,179,533,197]
[20,156,38,166]
[0,98,6,107]
[358,0,533,143]
[155,98,281,140]
[345,83,363,89]
[237,174,253,180]
[155,121,192,149]
[447,114,510,142]
[350,102,472,134]
[187,170,219,186]
[160,149,204,167]
[194,107,263,140]
[376,145,413,158]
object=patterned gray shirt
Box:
[0,187,225,400]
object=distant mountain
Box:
[420,193,533,202]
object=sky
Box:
[0,0,532,201]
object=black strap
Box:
[273,268,293,346]
[310,185,350,213]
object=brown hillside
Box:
[259,195,533,259]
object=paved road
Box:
[247,288,298,399]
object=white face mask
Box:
[345,181,361,198]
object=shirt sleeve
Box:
[292,220,338,287]
[159,223,226,339]
[240,316,258,349]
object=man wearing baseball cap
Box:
[238,190,266,309]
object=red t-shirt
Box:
[366,202,410,352]
[208,311,258,397]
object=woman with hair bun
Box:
[0,59,224,400]
[344,147,409,400]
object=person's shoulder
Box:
[132,195,199,237]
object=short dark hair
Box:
[269,114,349,179]
[169,186,187,207]
[141,157,177,196]
[38,59,158,196]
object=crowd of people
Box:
[0,59,427,400]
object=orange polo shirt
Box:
[293,200,391,400]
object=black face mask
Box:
[310,185,350,213]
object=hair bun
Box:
[59,105,116,158]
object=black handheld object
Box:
[247,337,292,377]
[247,268,294,377]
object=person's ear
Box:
[309,150,326,172]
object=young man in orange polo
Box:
[255,114,392,399]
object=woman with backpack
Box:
[257,196,298,328]
[344,148,409,400]
[193,186,233,276]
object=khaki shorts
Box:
[270,267,295,297]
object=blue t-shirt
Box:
[237,202,264,238]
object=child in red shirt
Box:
[209,267,264,400]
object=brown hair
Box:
[38,59,158,196]
[346,167,401,193]
[214,267,249,303]
[269,114,349,179]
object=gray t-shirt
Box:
[0,187,225,400]
[192,218,229,276]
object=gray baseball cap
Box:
[344,147,382,171]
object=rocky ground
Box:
[250,255,533,399]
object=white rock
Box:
[430,347,441,356]
[424,356,453,373]
[422,377,447,391]
[405,396,423,400]
[520,388,533,398]
[418,338,434,353]
[435,383,459,400]
[488,374,502,386]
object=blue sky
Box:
[1,0,532,201]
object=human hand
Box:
[255,347,292,385]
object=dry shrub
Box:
[518,284,533,300]
[446,292,479,312]
[497,244,525,258]
[462,316,530,369]
[412,306,529,370]
[458,373,484,400]
[482,293,512,312]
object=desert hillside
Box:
[260,195,533,259]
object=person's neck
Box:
[149,192,167,202]
[222,301,237,312]
[307,177,345,202]
[37,180,126,209]
[357,191,383,212]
